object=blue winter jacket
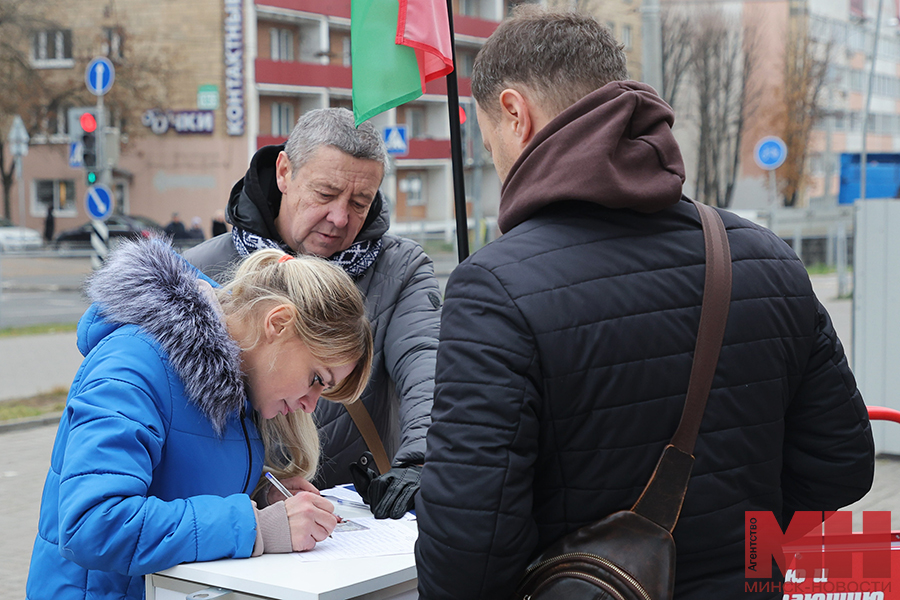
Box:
[26,239,265,600]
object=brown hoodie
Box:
[498,80,686,233]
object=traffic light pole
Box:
[96,94,107,186]
[90,92,109,270]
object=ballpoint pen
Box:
[264,472,340,534]
[265,471,293,499]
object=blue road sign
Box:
[753,136,787,171]
[384,126,409,156]
[69,141,83,168]
[85,57,115,96]
[85,185,114,220]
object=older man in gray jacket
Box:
[183,108,440,519]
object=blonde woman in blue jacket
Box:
[26,237,372,600]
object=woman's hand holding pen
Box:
[264,472,340,551]
[283,493,339,551]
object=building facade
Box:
[10,0,652,247]
[11,0,505,243]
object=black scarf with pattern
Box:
[232,228,382,280]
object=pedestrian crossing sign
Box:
[383,126,409,156]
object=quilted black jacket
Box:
[415,82,873,598]
[415,199,873,599]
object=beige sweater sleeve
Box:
[251,501,293,556]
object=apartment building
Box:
[251,0,503,239]
[668,0,900,210]
[734,0,900,209]
[12,0,505,240]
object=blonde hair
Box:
[216,249,373,482]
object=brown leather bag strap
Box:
[344,400,392,475]
[632,200,732,532]
[670,200,732,454]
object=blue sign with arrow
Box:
[85,57,115,96]
[85,185,114,221]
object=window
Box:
[458,52,475,77]
[270,28,294,61]
[399,174,424,206]
[45,103,70,137]
[272,102,294,137]
[32,29,73,66]
[622,25,633,51]
[104,27,124,60]
[34,179,76,216]
[459,0,479,17]
[342,37,351,67]
[402,105,426,138]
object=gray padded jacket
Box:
[183,145,440,488]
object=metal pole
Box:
[444,0,469,263]
[97,94,107,187]
[15,156,25,228]
[860,0,885,202]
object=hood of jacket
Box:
[226,144,390,247]
[80,237,246,434]
[498,81,686,233]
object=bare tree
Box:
[689,10,761,208]
[0,0,57,218]
[660,8,694,107]
[774,17,831,207]
[0,0,174,218]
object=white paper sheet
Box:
[292,516,418,562]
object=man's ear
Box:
[275,151,292,194]
[498,88,536,149]
[263,304,294,342]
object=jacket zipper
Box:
[240,411,253,494]
[520,552,652,600]
[525,570,627,600]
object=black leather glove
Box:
[349,451,379,504]
[350,453,422,519]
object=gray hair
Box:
[472,6,628,120]
[284,108,389,177]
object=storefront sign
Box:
[224,0,244,136]
[142,109,215,135]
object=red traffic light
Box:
[80,112,97,133]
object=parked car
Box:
[54,214,164,249]
[0,217,43,252]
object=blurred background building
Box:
[3,0,897,257]
[1,0,653,250]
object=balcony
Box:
[256,59,352,88]
[255,135,451,158]
[256,58,472,97]
[254,0,499,39]
[406,138,451,160]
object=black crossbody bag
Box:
[510,200,732,600]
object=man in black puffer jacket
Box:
[414,6,875,599]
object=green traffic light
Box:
[86,171,97,184]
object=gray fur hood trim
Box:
[84,237,245,434]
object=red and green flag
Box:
[351,0,454,126]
